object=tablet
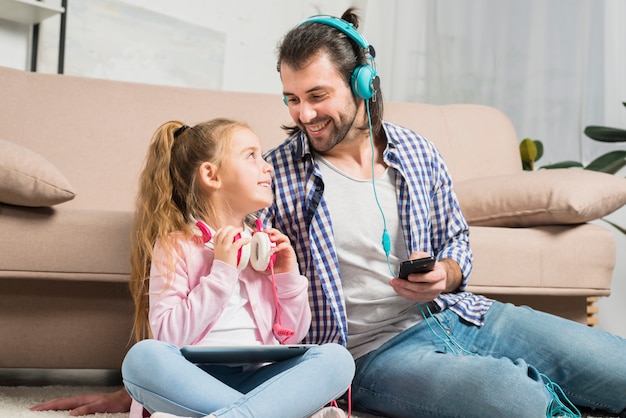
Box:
[180,344,317,364]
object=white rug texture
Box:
[0,384,617,418]
[0,385,129,418]
[0,385,378,418]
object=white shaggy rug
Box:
[0,384,617,418]
[0,385,129,418]
[0,385,371,418]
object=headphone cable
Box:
[366,100,395,277]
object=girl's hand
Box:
[212,226,251,268]
[263,228,298,274]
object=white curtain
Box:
[364,0,625,166]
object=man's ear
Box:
[198,162,220,189]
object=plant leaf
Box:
[539,161,584,170]
[585,150,626,173]
[600,218,626,235]
[519,138,538,164]
[584,126,626,142]
[534,140,544,161]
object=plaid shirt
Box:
[259,121,493,346]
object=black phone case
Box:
[398,256,436,279]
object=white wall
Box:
[28,0,363,95]
[597,192,626,337]
[0,17,31,69]
[117,0,362,94]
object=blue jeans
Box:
[121,340,354,418]
[352,301,626,418]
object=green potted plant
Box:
[519,102,626,233]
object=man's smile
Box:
[306,119,331,134]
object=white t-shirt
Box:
[199,279,260,346]
[316,155,423,359]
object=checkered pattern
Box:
[259,122,494,346]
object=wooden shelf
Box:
[0,0,64,25]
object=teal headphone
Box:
[286,14,380,101]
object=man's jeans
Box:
[352,301,626,418]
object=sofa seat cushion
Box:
[0,205,131,282]
[467,224,615,296]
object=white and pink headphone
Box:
[194,218,276,271]
[192,216,294,342]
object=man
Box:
[259,7,626,418]
[32,8,626,418]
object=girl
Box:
[121,118,354,418]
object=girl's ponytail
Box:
[130,121,187,342]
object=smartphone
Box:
[398,256,436,279]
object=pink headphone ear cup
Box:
[197,221,253,270]
[250,232,274,271]
[195,221,212,243]
[236,230,251,270]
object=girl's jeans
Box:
[122,340,354,418]
[352,301,626,418]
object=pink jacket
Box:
[129,235,311,417]
[148,235,311,345]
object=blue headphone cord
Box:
[366,99,394,277]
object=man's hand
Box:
[390,252,462,303]
[30,387,132,416]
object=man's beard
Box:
[302,104,360,153]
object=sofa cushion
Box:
[456,169,626,227]
[467,223,614,296]
[0,140,76,207]
[0,205,131,282]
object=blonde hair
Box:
[129,118,250,342]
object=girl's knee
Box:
[327,342,354,361]
[122,339,178,379]
[317,343,356,381]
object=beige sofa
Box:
[2,65,626,370]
